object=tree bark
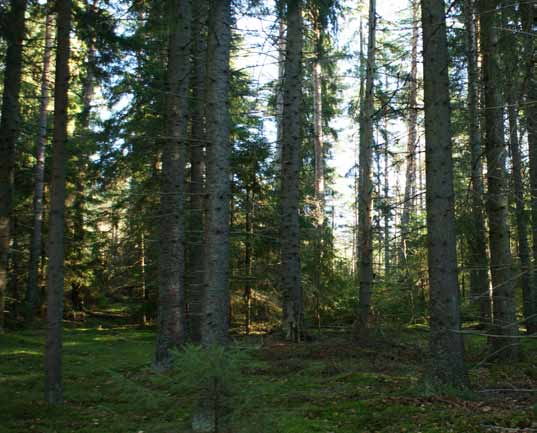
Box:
[201,0,232,346]
[507,97,532,334]
[26,3,52,323]
[421,0,468,387]
[463,0,491,327]
[522,0,537,334]
[400,0,418,266]
[479,0,519,359]
[382,116,390,277]
[275,18,286,169]
[154,0,191,368]
[45,0,71,404]
[187,0,207,344]
[280,0,303,342]
[355,0,376,336]
[0,0,26,332]
[312,14,324,330]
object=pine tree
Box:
[154,0,192,368]
[280,0,304,342]
[355,0,377,336]
[421,0,467,386]
[45,0,72,404]
[202,0,233,346]
[25,2,52,322]
[463,0,491,327]
[0,0,27,332]
[479,0,519,358]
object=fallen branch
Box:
[82,307,129,320]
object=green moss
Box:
[1,326,536,433]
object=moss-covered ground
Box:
[1,322,536,432]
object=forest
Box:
[1,0,537,431]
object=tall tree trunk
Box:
[353,15,365,280]
[522,0,537,335]
[479,0,519,359]
[140,231,147,324]
[154,0,192,368]
[0,0,26,332]
[507,97,532,334]
[187,0,207,344]
[421,0,467,387]
[26,4,52,322]
[382,118,390,277]
[400,0,418,266]
[312,14,324,330]
[45,0,71,404]
[201,0,232,346]
[244,182,255,335]
[70,0,97,314]
[355,0,376,336]
[464,0,491,327]
[275,18,286,168]
[280,0,303,342]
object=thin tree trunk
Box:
[312,15,324,330]
[382,119,390,277]
[464,0,491,327]
[45,0,71,404]
[140,231,147,324]
[0,0,26,332]
[421,0,468,387]
[507,97,532,334]
[154,0,191,368]
[244,183,255,335]
[26,4,52,322]
[522,0,537,335]
[355,0,376,336]
[353,14,365,280]
[71,0,97,312]
[280,0,303,342]
[479,0,519,359]
[400,0,418,266]
[187,0,208,344]
[274,18,287,169]
[201,0,232,346]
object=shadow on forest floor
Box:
[1,322,536,432]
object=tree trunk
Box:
[464,0,491,327]
[479,0,519,359]
[244,184,255,335]
[355,0,376,336]
[45,0,71,404]
[507,97,532,334]
[275,18,286,169]
[312,14,324,330]
[154,0,191,369]
[26,3,52,323]
[382,118,390,277]
[421,0,468,387]
[187,0,207,344]
[280,0,303,342]
[0,0,26,332]
[70,0,97,319]
[201,0,232,346]
[400,0,418,266]
[522,0,537,335]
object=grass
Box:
[1,322,537,433]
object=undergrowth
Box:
[1,323,536,432]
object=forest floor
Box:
[1,319,537,433]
